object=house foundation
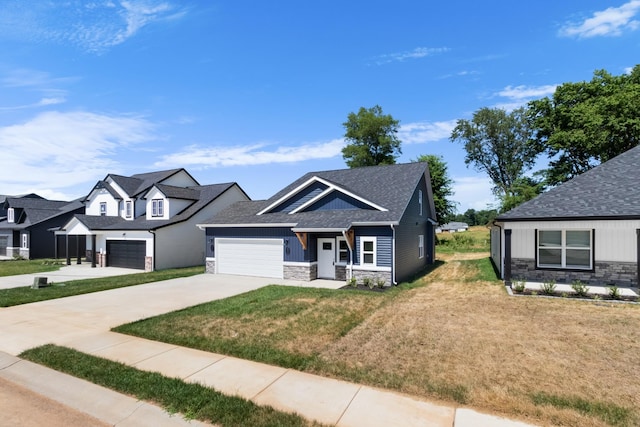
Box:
[511,258,637,287]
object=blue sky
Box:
[0,1,638,214]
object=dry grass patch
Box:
[319,254,640,426]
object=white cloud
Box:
[492,84,558,110]
[498,85,557,100]
[560,0,640,38]
[0,111,156,195]
[372,47,450,65]
[398,120,458,144]
[0,1,187,53]
[155,139,346,168]
[452,176,497,212]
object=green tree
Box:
[342,105,402,167]
[415,154,457,223]
[529,65,640,185]
[450,107,538,207]
[498,176,545,213]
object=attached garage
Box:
[107,240,146,269]
[216,238,283,278]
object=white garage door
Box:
[216,238,283,278]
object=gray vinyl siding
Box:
[206,227,309,262]
[305,192,374,211]
[269,181,327,213]
[394,177,433,282]
[354,226,392,267]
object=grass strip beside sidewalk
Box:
[0,266,203,307]
[20,345,325,427]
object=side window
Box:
[419,234,424,259]
[418,189,423,216]
[22,234,28,248]
[337,238,349,263]
[125,201,132,218]
[7,208,14,223]
[100,202,107,216]
[152,199,164,217]
[360,237,376,266]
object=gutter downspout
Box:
[391,224,397,285]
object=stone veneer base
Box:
[510,258,637,287]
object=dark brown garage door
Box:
[106,240,145,269]
[0,236,7,256]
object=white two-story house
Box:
[58,168,249,271]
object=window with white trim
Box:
[418,234,424,259]
[100,202,107,216]
[360,237,376,266]
[337,237,349,263]
[418,189,423,216]
[152,199,164,217]
[21,234,27,249]
[537,230,592,269]
[125,201,132,218]
[7,208,14,223]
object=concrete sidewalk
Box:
[0,272,538,426]
[0,263,143,290]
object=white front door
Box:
[317,238,335,279]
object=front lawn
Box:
[115,247,640,426]
[0,258,64,277]
[0,266,203,307]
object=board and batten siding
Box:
[505,219,640,263]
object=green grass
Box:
[20,345,324,427]
[531,391,635,426]
[461,258,500,282]
[436,226,490,253]
[115,284,387,371]
[0,266,203,307]
[0,258,64,277]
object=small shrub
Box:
[12,254,26,261]
[571,280,590,297]
[347,277,357,287]
[540,280,556,295]
[376,278,386,288]
[512,279,526,293]
[362,277,374,289]
[608,285,621,300]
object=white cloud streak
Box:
[452,176,496,211]
[372,47,450,65]
[0,111,156,195]
[155,139,346,168]
[492,84,558,111]
[560,0,640,38]
[0,1,186,53]
[398,120,458,144]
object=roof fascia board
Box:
[197,222,297,230]
[497,215,640,222]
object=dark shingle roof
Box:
[498,145,640,221]
[0,197,84,229]
[152,183,199,200]
[70,183,238,231]
[204,162,433,229]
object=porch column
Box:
[66,235,71,265]
[91,234,96,268]
[76,235,81,264]
[504,229,512,286]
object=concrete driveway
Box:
[0,263,143,290]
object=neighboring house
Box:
[492,145,640,287]
[436,222,469,233]
[0,195,85,259]
[198,162,437,285]
[58,168,249,271]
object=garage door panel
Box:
[216,238,283,278]
[107,240,146,270]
